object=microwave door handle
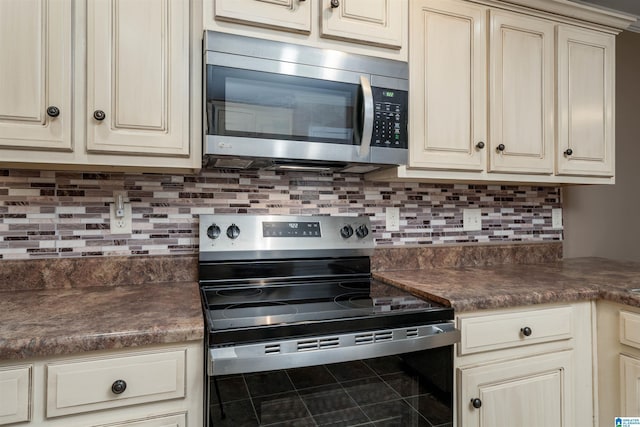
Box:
[358,75,374,157]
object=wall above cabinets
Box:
[368,0,635,186]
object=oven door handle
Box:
[358,75,374,158]
[208,322,461,376]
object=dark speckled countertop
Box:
[0,281,203,360]
[373,257,640,312]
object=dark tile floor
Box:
[209,356,453,427]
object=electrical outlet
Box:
[552,208,563,229]
[386,207,400,231]
[110,202,132,234]
[463,208,482,232]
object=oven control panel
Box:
[199,215,373,259]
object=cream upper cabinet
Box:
[408,0,555,175]
[205,0,408,60]
[409,0,486,171]
[0,0,200,171]
[488,10,554,174]
[320,0,403,48]
[556,26,615,177]
[213,0,311,33]
[368,0,630,185]
[0,0,72,152]
[86,0,190,157]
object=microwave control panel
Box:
[372,87,408,150]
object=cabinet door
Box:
[489,11,554,174]
[320,0,404,48]
[87,0,190,156]
[0,0,72,151]
[556,26,614,177]
[408,0,486,171]
[459,351,573,427]
[0,366,31,425]
[620,354,640,416]
[214,0,311,33]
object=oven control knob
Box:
[355,224,369,238]
[340,225,353,239]
[226,224,240,239]
[206,224,221,240]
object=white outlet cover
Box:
[386,207,400,231]
[552,208,563,229]
[110,203,132,234]
[463,208,482,232]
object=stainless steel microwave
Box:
[203,31,408,173]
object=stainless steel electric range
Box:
[199,214,460,427]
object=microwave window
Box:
[207,66,359,145]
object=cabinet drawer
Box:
[47,349,186,417]
[620,310,640,349]
[0,365,31,425]
[458,306,573,355]
[92,412,186,427]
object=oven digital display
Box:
[262,221,321,237]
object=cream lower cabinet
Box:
[0,0,201,171]
[455,302,594,427]
[0,365,31,425]
[596,301,640,424]
[0,342,202,427]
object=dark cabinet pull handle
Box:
[521,326,532,337]
[94,110,106,121]
[47,106,60,118]
[471,398,482,409]
[564,148,573,156]
[111,379,127,394]
[330,0,339,7]
[475,141,485,149]
[497,144,505,152]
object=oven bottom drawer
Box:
[209,322,459,376]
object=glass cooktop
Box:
[202,280,452,345]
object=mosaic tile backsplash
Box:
[0,168,562,259]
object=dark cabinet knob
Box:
[475,141,485,149]
[471,398,482,409]
[207,224,221,240]
[497,144,505,152]
[111,379,127,395]
[521,326,532,337]
[355,224,369,238]
[226,224,240,239]
[94,110,106,121]
[340,225,353,239]
[564,148,573,156]
[330,0,340,8]
[47,106,60,118]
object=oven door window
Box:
[206,65,360,145]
